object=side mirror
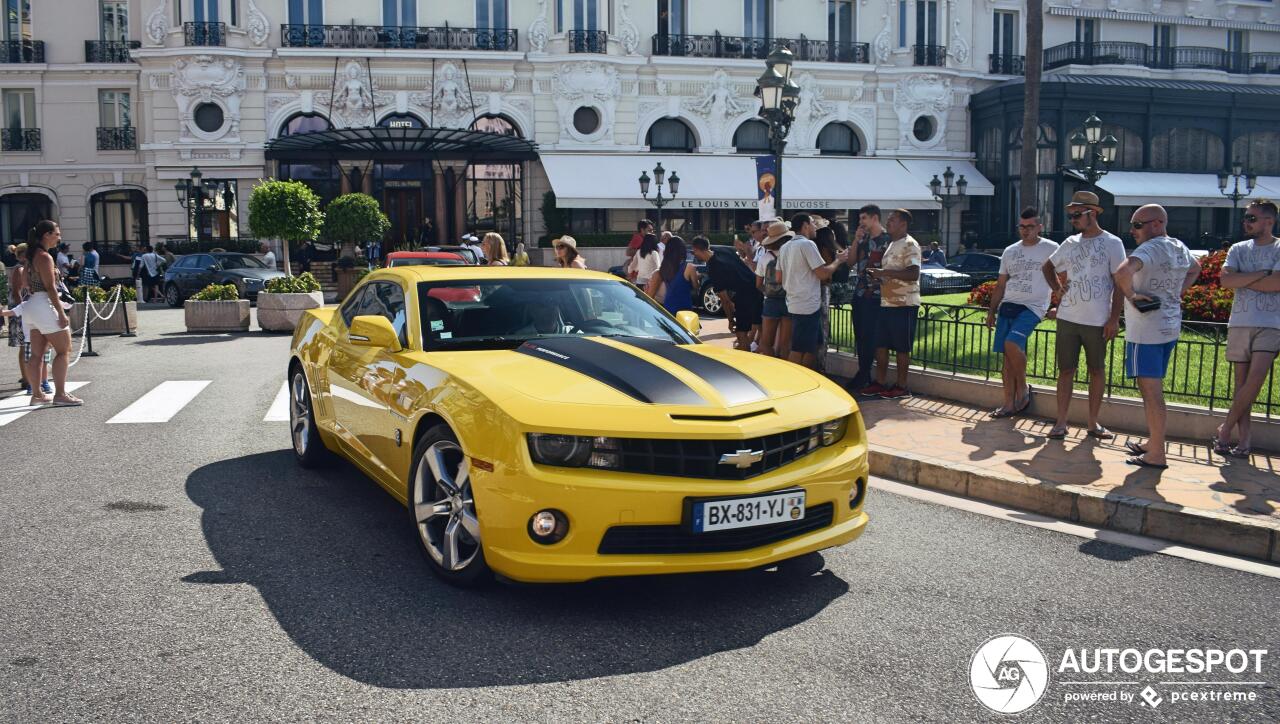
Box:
[348,315,402,352]
[675,310,701,337]
[206,265,218,272]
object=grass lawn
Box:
[829,295,1280,414]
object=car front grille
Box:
[597,503,835,555]
[614,425,823,480]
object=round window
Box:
[194,103,225,133]
[572,106,601,136]
[913,116,937,143]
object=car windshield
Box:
[216,255,267,270]
[390,257,466,267]
[418,278,698,350]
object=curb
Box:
[868,446,1280,564]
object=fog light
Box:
[849,478,867,510]
[528,509,569,544]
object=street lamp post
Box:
[929,166,967,256]
[174,166,208,247]
[639,162,680,230]
[1218,161,1257,236]
[1065,112,1119,190]
[755,45,800,217]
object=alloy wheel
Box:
[702,288,721,314]
[413,440,481,572]
[289,371,310,456]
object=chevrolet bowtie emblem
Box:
[719,449,764,469]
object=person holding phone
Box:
[1112,204,1200,469]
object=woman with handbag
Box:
[23,221,81,406]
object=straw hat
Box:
[761,221,794,248]
[553,235,578,250]
[1066,190,1102,210]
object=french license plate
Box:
[690,490,806,533]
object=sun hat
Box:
[761,220,794,248]
[553,235,578,250]
[1066,190,1102,209]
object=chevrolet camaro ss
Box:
[287,265,869,586]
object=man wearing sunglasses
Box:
[1113,204,1200,469]
[1041,191,1126,440]
[1214,199,1280,458]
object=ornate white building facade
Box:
[1,0,1278,263]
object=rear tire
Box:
[288,366,331,468]
[164,283,183,308]
[408,425,492,588]
[701,287,722,315]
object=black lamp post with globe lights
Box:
[1218,161,1257,234]
[929,166,967,256]
[755,46,801,215]
[1065,113,1119,190]
[639,162,679,231]
[175,166,236,247]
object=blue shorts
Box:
[762,296,787,319]
[789,309,823,355]
[993,308,1041,354]
[1125,340,1176,379]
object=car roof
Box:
[362,265,621,284]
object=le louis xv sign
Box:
[671,199,834,210]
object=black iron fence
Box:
[0,39,44,63]
[651,32,868,63]
[568,29,608,53]
[829,302,1280,417]
[913,44,947,67]
[279,24,517,51]
[96,126,137,151]
[1,128,41,152]
[85,39,139,63]
[184,22,226,46]
[1044,41,1280,75]
[988,54,1025,74]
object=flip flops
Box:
[1125,455,1168,469]
[52,395,83,407]
[1086,426,1114,440]
[1046,426,1068,440]
[990,407,1015,419]
[1012,386,1033,416]
[1124,441,1147,456]
[1210,438,1232,456]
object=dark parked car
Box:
[163,252,286,306]
[947,252,1002,287]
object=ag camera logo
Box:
[970,634,1051,714]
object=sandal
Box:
[1210,438,1232,456]
[1013,387,1033,416]
[28,395,52,406]
[1126,455,1168,469]
[990,407,1015,419]
[1046,425,1068,440]
[1125,441,1148,456]
[1228,446,1251,459]
[52,395,83,407]
[1086,426,1114,440]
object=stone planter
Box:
[184,299,251,333]
[256,291,324,333]
[70,301,138,336]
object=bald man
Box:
[1113,203,1200,468]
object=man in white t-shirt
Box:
[1215,199,1280,456]
[985,207,1059,419]
[1113,204,1200,468]
[259,242,276,270]
[1041,191,1126,440]
[776,213,849,369]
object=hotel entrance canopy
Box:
[264,126,538,162]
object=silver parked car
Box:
[920,263,973,295]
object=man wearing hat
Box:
[1040,190,1127,440]
[463,233,485,263]
[755,220,792,357]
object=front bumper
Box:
[474,439,869,583]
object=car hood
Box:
[402,337,834,427]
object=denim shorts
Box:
[762,296,788,319]
[993,307,1041,354]
[789,309,823,354]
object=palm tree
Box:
[1019,0,1044,214]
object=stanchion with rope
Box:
[67,285,123,369]
[119,284,136,338]
[81,290,99,358]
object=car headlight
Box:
[822,416,850,446]
[527,434,622,469]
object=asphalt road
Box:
[2,307,1278,723]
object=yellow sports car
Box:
[287,265,868,586]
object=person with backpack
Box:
[691,236,762,351]
[755,220,792,357]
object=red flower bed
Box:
[968,280,997,307]
[1196,250,1227,286]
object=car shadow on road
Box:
[136,334,241,346]
[184,450,849,689]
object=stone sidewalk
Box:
[697,317,1280,563]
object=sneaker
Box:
[20,381,30,393]
[859,383,888,397]
[879,386,911,399]
[40,381,53,395]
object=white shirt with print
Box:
[1224,238,1280,329]
[1124,235,1194,345]
[998,238,1059,319]
[1049,230,1126,327]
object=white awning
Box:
[538,153,759,210]
[1097,172,1239,208]
[776,157,941,210]
[1254,176,1280,199]
[898,159,995,196]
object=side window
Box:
[195,254,216,269]
[373,282,409,349]
[339,284,369,327]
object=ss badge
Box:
[395,429,402,447]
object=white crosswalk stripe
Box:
[107,380,211,424]
[264,380,290,422]
[0,382,92,427]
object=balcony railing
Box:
[652,33,869,64]
[989,54,1025,75]
[85,40,140,63]
[97,126,137,151]
[568,29,608,53]
[279,24,517,51]
[0,39,45,63]
[1,128,41,152]
[913,44,947,67]
[184,22,226,46]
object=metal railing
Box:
[913,44,947,67]
[97,126,137,151]
[1043,41,1280,75]
[1,128,41,152]
[988,53,1025,74]
[85,39,139,63]
[279,24,517,51]
[651,33,869,63]
[184,22,226,46]
[829,302,1280,417]
[0,39,44,63]
[157,236,260,255]
[568,29,608,53]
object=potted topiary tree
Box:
[185,282,250,333]
[323,193,389,299]
[257,272,324,332]
[247,179,323,276]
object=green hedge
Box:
[264,272,321,294]
[191,283,240,301]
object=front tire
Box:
[288,367,331,468]
[701,287,722,315]
[408,425,491,588]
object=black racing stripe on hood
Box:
[515,337,706,406]
[614,337,769,406]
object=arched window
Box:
[1008,124,1058,176]
[816,122,862,156]
[647,118,696,152]
[89,189,148,263]
[279,113,331,137]
[1232,131,1280,176]
[733,120,771,154]
[1064,123,1144,170]
[377,113,425,129]
[471,114,521,137]
[0,193,53,247]
[1151,128,1224,172]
